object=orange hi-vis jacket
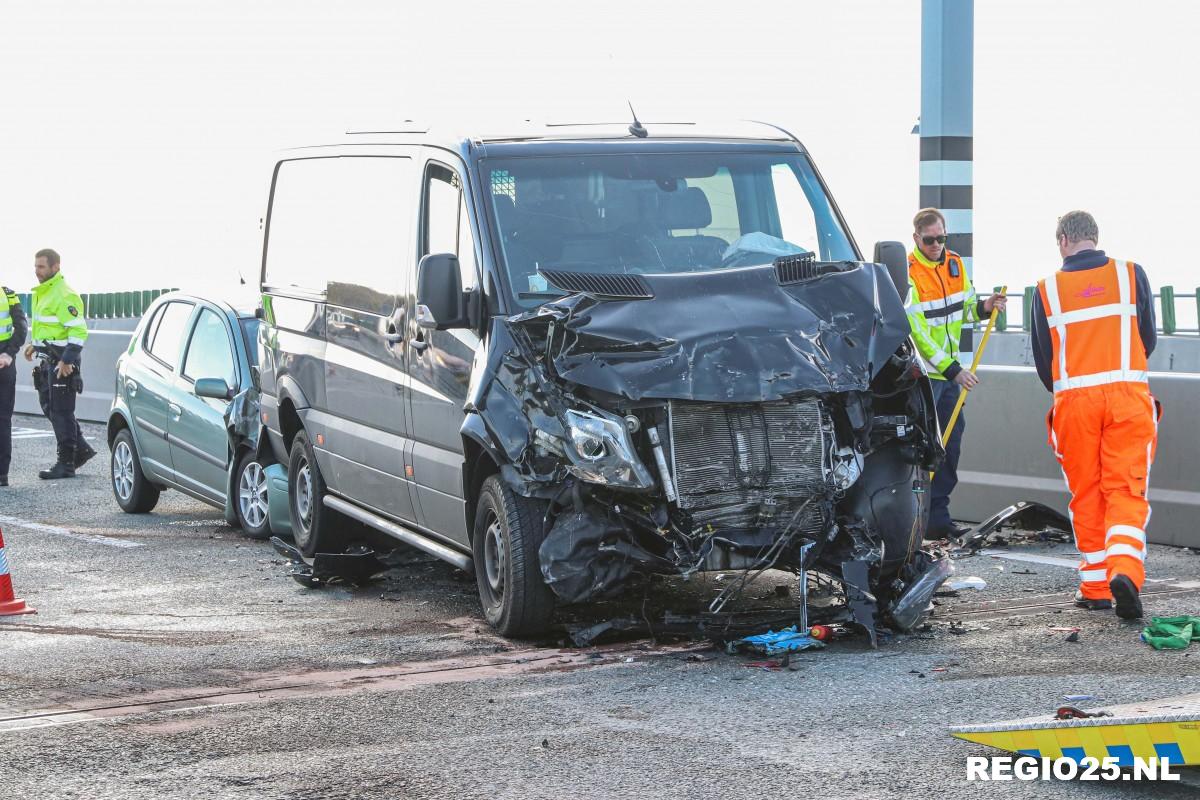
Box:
[1038,258,1148,393]
[1037,258,1157,598]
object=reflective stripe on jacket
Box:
[1037,258,1148,394]
[31,272,88,355]
[905,249,981,379]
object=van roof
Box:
[284,120,803,155]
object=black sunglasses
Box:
[921,234,948,246]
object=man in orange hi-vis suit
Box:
[1032,211,1159,619]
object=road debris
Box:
[947,576,986,591]
[730,625,825,656]
[1141,616,1200,650]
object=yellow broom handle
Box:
[939,285,1008,448]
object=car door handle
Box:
[384,332,403,344]
[125,379,138,397]
[168,402,182,420]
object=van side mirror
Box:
[194,377,233,400]
[416,253,469,330]
[874,241,909,298]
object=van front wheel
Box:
[473,475,555,637]
[288,430,341,556]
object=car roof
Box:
[153,289,260,320]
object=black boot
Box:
[0,475,8,487]
[1110,575,1143,620]
[75,440,97,469]
[39,447,76,480]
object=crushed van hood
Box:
[507,262,909,403]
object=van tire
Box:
[110,429,160,514]
[288,430,340,556]
[473,475,555,637]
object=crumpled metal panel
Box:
[508,261,909,403]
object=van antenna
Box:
[627,102,648,138]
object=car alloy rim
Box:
[113,441,135,501]
[483,514,505,597]
[239,461,268,529]
[295,462,313,527]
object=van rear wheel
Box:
[473,475,555,637]
[288,430,342,556]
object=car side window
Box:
[182,308,237,387]
[145,301,195,370]
[423,164,478,291]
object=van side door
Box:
[405,159,482,547]
[272,155,420,523]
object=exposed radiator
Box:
[668,399,831,533]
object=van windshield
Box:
[481,151,856,309]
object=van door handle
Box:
[384,332,403,345]
[411,333,429,353]
[168,402,182,420]
[125,380,138,397]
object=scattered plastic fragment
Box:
[809,624,833,641]
[948,576,987,591]
[1056,706,1111,720]
[1063,694,1095,702]
[1065,631,1080,643]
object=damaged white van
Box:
[256,121,947,638]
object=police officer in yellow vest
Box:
[1,284,30,487]
[906,209,1006,538]
[22,249,96,479]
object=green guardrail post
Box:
[993,286,1008,332]
[80,294,89,318]
[1196,287,1200,336]
[141,290,152,312]
[1160,286,1176,335]
[126,291,138,316]
[18,293,30,316]
[101,293,113,318]
[1023,286,1036,332]
[117,292,129,318]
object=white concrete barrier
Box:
[954,362,1199,549]
[14,329,134,425]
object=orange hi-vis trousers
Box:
[1047,383,1159,600]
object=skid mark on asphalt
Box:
[0,514,143,549]
[0,641,707,732]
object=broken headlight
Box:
[562,409,655,490]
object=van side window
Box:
[422,165,478,291]
[265,157,413,313]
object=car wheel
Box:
[110,428,160,513]
[473,475,555,637]
[234,451,272,540]
[287,430,341,556]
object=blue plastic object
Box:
[735,625,825,655]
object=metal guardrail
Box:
[990,286,1200,335]
[14,288,178,320]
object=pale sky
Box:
[2,0,1198,308]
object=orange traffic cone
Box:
[0,526,36,616]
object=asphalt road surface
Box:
[2,414,1199,799]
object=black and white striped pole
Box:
[919,0,973,280]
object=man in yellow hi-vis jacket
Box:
[23,249,95,479]
[906,208,1006,538]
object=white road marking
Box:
[977,549,1080,569]
[0,515,143,549]
[10,428,95,441]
